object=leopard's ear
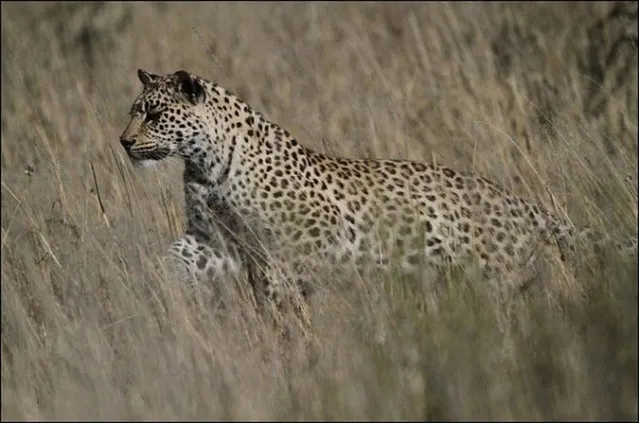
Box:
[138,69,159,86]
[174,70,206,104]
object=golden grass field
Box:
[1,2,637,420]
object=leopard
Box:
[119,69,637,331]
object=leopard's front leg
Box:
[167,232,242,285]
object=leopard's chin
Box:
[132,159,160,169]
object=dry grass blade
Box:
[90,160,111,229]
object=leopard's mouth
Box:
[127,148,170,166]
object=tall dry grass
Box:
[1,2,637,420]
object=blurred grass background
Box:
[1,1,637,420]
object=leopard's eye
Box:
[145,110,162,123]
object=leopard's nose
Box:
[120,138,135,150]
